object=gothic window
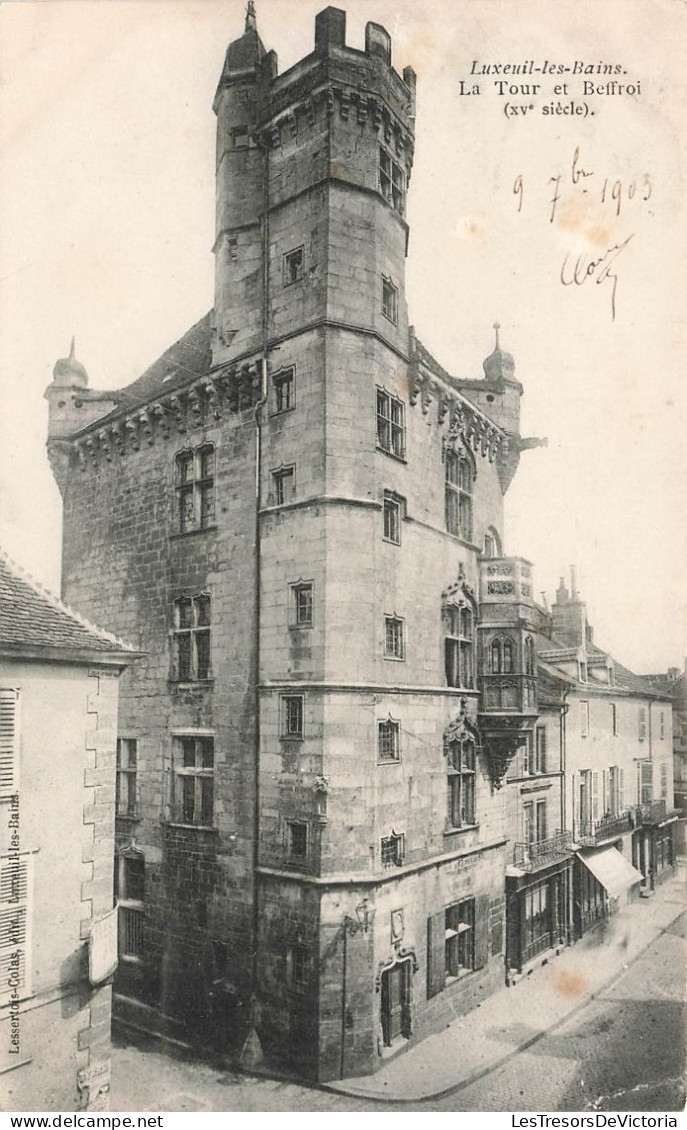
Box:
[116,738,138,817]
[175,444,215,533]
[381,276,398,324]
[281,695,304,739]
[445,452,473,541]
[290,581,313,627]
[284,247,304,285]
[490,636,514,674]
[286,820,308,863]
[379,145,405,214]
[272,368,295,414]
[378,718,400,762]
[170,736,214,827]
[447,737,476,827]
[444,604,474,689]
[524,636,535,675]
[272,465,296,505]
[171,595,211,682]
[384,615,405,660]
[482,527,501,558]
[376,388,405,459]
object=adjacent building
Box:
[0,550,138,1110]
[40,4,679,1084]
[504,572,678,981]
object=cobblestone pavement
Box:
[110,911,685,1113]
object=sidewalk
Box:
[325,869,686,1103]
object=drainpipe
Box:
[647,699,655,890]
[242,131,269,1069]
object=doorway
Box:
[380,959,411,1047]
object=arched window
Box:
[482,527,502,558]
[445,452,473,541]
[445,604,474,688]
[490,636,514,674]
[524,636,535,675]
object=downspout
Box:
[243,129,269,1066]
[647,699,654,890]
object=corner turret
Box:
[44,340,117,495]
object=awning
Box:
[578,847,643,897]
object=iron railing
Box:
[513,830,572,871]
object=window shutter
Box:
[0,689,19,798]
[602,770,609,814]
[591,772,599,821]
[426,910,445,999]
[0,854,31,1000]
[473,895,490,971]
[618,768,624,812]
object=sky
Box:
[0,0,685,674]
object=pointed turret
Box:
[52,337,89,388]
[215,1,266,94]
[482,322,516,386]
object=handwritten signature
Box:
[560,233,634,322]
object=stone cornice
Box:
[53,362,262,472]
[254,79,415,176]
[409,351,509,466]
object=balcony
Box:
[512,830,573,872]
[575,810,632,845]
[636,799,667,826]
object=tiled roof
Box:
[0,550,137,656]
[84,311,214,430]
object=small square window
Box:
[273,368,295,414]
[284,247,304,285]
[383,492,403,544]
[381,832,404,868]
[381,276,398,324]
[291,582,313,627]
[384,615,405,660]
[378,719,400,762]
[281,695,304,739]
[287,821,308,859]
[273,466,295,505]
[232,126,249,148]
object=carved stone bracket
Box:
[478,716,536,790]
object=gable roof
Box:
[0,550,138,660]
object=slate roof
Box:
[0,550,137,657]
[87,311,214,429]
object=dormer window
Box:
[579,662,588,682]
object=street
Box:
[110,911,686,1113]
